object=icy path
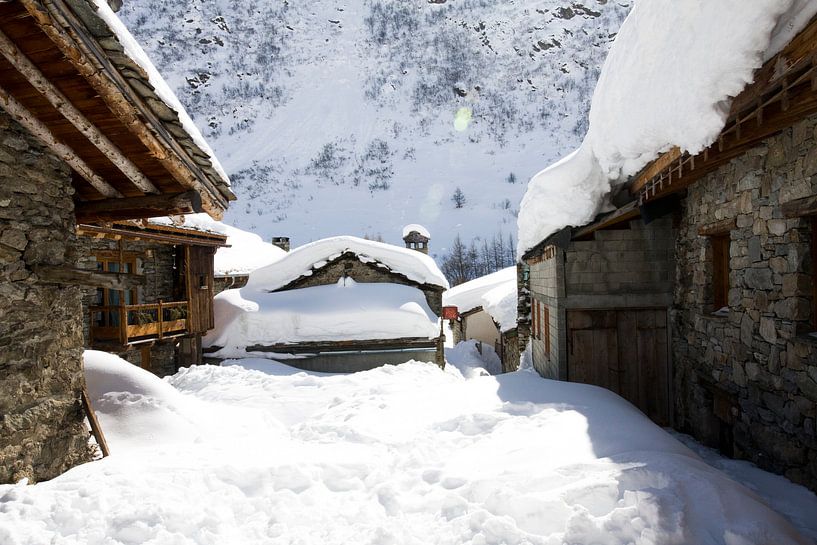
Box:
[1,352,815,545]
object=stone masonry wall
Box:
[76,237,182,377]
[0,111,93,483]
[673,112,817,490]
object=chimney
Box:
[402,226,429,255]
[271,236,290,252]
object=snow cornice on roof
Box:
[246,236,449,292]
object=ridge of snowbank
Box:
[517,0,817,255]
[247,235,449,291]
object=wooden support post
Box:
[0,84,122,198]
[158,300,164,340]
[81,388,110,457]
[119,305,127,345]
[0,29,159,195]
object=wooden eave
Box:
[77,221,229,247]
[630,13,817,204]
[0,0,235,221]
[571,200,641,240]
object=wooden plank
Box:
[617,310,639,404]
[569,328,595,384]
[572,201,641,240]
[698,218,736,236]
[33,265,144,289]
[712,235,730,309]
[782,194,817,218]
[77,223,227,248]
[75,191,202,223]
[81,387,109,457]
[630,147,682,194]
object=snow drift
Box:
[517,0,817,254]
[1,353,814,544]
[204,279,440,350]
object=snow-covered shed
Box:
[0,0,234,484]
[204,236,449,371]
[517,3,817,491]
[443,267,519,372]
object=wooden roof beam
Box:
[0,82,121,198]
[0,28,159,195]
[19,0,230,218]
[75,190,202,223]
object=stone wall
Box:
[0,111,93,483]
[673,112,817,490]
[285,253,444,316]
[76,237,184,377]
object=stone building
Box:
[521,216,676,424]
[520,16,817,489]
[0,0,234,484]
[204,236,448,371]
[77,221,228,377]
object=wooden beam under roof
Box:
[75,191,202,223]
[0,27,159,196]
[77,222,228,248]
[17,0,232,218]
[0,82,122,198]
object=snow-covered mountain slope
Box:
[119,0,630,255]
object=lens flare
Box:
[453,107,472,132]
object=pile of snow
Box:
[481,280,518,332]
[149,213,286,276]
[517,0,817,254]
[446,340,501,378]
[402,224,430,239]
[443,266,516,315]
[247,235,448,291]
[90,0,231,186]
[1,352,814,544]
[204,279,439,350]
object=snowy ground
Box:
[1,351,815,545]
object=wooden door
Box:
[568,309,670,425]
[185,246,216,333]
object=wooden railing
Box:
[89,301,189,345]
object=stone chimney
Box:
[271,236,290,252]
[402,226,430,255]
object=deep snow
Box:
[0,351,814,544]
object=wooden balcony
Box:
[90,301,190,346]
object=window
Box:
[711,234,730,314]
[531,299,538,339]
[94,255,138,328]
[542,304,551,354]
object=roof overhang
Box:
[629,13,817,205]
[0,0,235,221]
[77,220,229,247]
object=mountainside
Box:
[119,0,630,257]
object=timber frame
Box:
[0,0,235,221]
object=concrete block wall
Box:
[528,249,565,379]
[0,111,93,483]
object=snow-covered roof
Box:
[203,280,439,349]
[517,1,817,255]
[481,281,518,333]
[402,224,431,239]
[149,214,286,276]
[443,267,516,315]
[247,236,449,291]
[90,0,231,190]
